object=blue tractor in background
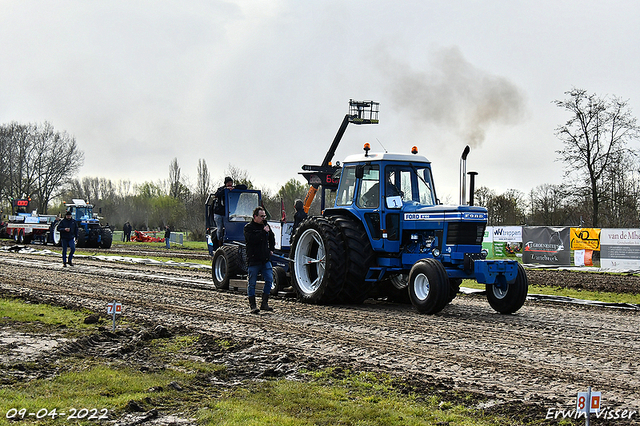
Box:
[62,199,113,249]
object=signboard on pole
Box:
[576,390,601,414]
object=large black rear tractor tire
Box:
[408,259,450,314]
[212,245,242,290]
[100,228,113,249]
[331,216,376,304]
[76,228,86,248]
[486,263,528,314]
[290,216,347,304]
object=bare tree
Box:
[168,157,181,199]
[33,123,84,213]
[224,164,253,189]
[554,88,639,227]
[196,159,211,201]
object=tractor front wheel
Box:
[486,263,528,314]
[76,228,86,248]
[100,228,113,249]
[408,259,450,314]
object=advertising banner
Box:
[491,226,522,258]
[492,226,522,243]
[522,226,570,265]
[600,228,640,270]
[570,228,601,251]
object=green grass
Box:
[0,298,93,331]
[199,370,507,426]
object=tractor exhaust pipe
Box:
[459,145,470,205]
[468,171,478,206]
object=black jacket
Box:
[243,220,275,266]
[57,217,78,240]
[213,186,227,215]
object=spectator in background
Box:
[164,225,171,249]
[123,221,132,242]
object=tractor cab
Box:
[326,144,490,275]
[205,189,262,244]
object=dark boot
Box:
[248,296,260,314]
[260,293,274,312]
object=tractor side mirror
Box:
[355,165,364,179]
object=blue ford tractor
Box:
[288,100,528,314]
[61,199,113,249]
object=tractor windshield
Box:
[74,207,91,221]
[386,165,436,206]
[228,192,259,221]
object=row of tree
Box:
[2,88,639,237]
[52,162,313,240]
[0,122,83,213]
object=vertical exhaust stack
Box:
[459,145,470,205]
[468,171,478,206]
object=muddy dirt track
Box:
[1,248,639,423]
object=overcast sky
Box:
[2,0,639,203]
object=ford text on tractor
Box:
[288,100,528,314]
[63,199,113,248]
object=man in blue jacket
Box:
[57,210,78,267]
[243,206,275,314]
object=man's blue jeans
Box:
[247,261,273,297]
[214,214,225,241]
[61,238,76,264]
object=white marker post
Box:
[107,300,123,331]
[577,387,601,426]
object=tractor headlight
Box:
[432,248,441,257]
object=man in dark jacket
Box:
[57,210,78,267]
[243,206,275,314]
[164,226,171,249]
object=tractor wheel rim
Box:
[492,285,508,300]
[294,228,326,295]
[214,256,227,282]
[414,273,430,301]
